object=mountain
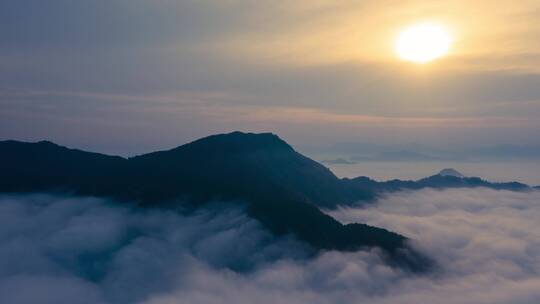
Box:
[348,169,532,194]
[125,132,374,207]
[437,168,464,178]
[0,140,128,193]
[1,132,426,269]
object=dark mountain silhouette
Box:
[0,140,128,194]
[125,132,375,207]
[1,132,428,270]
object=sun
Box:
[395,23,452,63]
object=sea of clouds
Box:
[0,188,539,304]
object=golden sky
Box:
[1,0,540,154]
[212,0,539,72]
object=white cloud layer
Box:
[329,188,540,304]
[0,189,539,304]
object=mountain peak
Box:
[437,168,465,178]
[175,131,293,154]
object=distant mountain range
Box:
[349,168,533,194]
[1,132,536,270]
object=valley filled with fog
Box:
[1,188,538,304]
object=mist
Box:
[1,189,539,304]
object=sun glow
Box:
[396,23,452,63]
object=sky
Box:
[1,0,540,158]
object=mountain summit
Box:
[128,131,374,207]
[437,168,465,178]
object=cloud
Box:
[1,189,539,303]
[0,195,311,304]
[328,188,540,303]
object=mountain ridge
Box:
[2,136,533,202]
[349,171,532,194]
